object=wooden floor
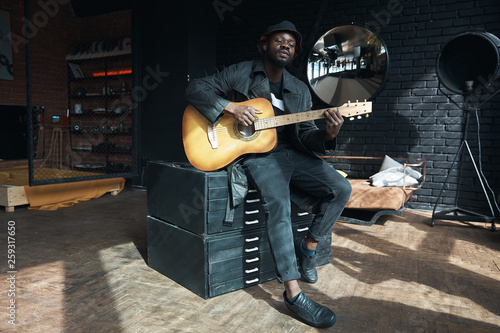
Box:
[1,188,500,332]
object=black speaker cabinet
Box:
[147,161,332,299]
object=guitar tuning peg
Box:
[357,115,362,119]
[365,114,369,118]
[355,100,359,103]
[349,117,354,121]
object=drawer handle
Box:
[297,227,309,232]
[245,220,259,225]
[245,247,259,253]
[245,278,259,284]
[245,237,259,242]
[245,257,259,263]
[248,189,258,193]
[297,212,309,216]
[245,268,259,274]
[246,198,260,203]
[245,209,259,215]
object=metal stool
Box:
[50,126,70,169]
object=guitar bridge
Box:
[207,123,218,149]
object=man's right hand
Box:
[224,102,263,126]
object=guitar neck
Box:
[254,108,330,131]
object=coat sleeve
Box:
[184,64,239,124]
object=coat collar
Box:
[252,59,301,94]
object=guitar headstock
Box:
[339,100,372,121]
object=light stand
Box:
[431,90,499,231]
[432,31,500,231]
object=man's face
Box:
[263,32,296,68]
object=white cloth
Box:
[369,155,422,187]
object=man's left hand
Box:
[324,108,344,141]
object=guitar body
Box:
[182,98,277,171]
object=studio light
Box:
[436,31,500,95]
[433,31,500,230]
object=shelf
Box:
[72,146,132,155]
[71,129,133,135]
[69,75,132,83]
[71,147,92,153]
[70,92,131,100]
[73,162,131,173]
[66,49,131,61]
[71,111,131,118]
[92,149,132,155]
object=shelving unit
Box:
[66,47,134,174]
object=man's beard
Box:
[265,48,293,68]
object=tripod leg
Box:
[431,141,465,226]
[464,141,497,218]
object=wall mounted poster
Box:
[0,10,14,80]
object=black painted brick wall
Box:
[210,0,500,215]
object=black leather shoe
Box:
[284,291,337,328]
[294,237,318,283]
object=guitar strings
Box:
[210,110,331,135]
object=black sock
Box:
[286,292,301,304]
[301,240,316,256]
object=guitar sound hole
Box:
[237,124,255,137]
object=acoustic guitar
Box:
[182,98,372,171]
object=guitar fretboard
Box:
[254,109,328,131]
[253,100,371,131]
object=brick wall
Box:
[0,1,27,106]
[212,0,500,215]
[0,0,130,168]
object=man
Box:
[185,21,351,328]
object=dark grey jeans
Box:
[242,148,352,283]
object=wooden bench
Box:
[322,156,426,226]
